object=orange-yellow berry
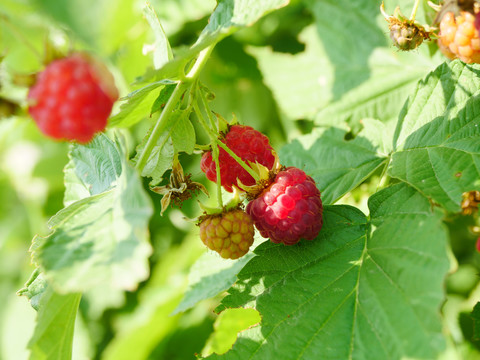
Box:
[439,11,480,63]
[199,209,255,259]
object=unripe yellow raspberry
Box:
[438,11,480,63]
[199,209,255,259]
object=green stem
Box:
[185,45,215,81]
[194,102,224,207]
[193,102,216,139]
[198,88,217,132]
[194,144,211,151]
[136,44,215,173]
[409,0,421,21]
[135,81,186,172]
[212,146,223,208]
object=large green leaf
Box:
[390,61,480,212]
[28,286,81,360]
[31,134,153,293]
[208,183,449,359]
[249,0,440,123]
[279,120,389,205]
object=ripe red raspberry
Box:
[28,54,118,143]
[199,209,255,259]
[438,11,480,63]
[246,167,323,245]
[200,125,275,192]
[476,237,480,253]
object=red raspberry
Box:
[28,54,118,143]
[246,167,323,245]
[199,209,255,259]
[200,125,275,192]
[476,237,480,253]
[438,11,480,63]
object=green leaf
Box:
[199,0,290,42]
[143,3,173,69]
[248,0,440,122]
[472,302,480,341]
[202,308,261,357]
[17,269,47,311]
[152,0,216,36]
[173,250,255,314]
[109,80,175,128]
[171,112,196,154]
[133,129,174,185]
[209,183,449,359]
[28,287,81,360]
[32,135,153,293]
[390,61,480,212]
[150,84,176,115]
[136,0,290,84]
[279,123,388,205]
[63,135,122,205]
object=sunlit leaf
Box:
[390,61,480,212]
[28,287,81,360]
[31,134,153,293]
[209,183,449,359]
[280,121,388,205]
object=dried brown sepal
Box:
[381,3,435,51]
[461,190,480,215]
[151,157,208,215]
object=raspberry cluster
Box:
[438,11,480,63]
[200,125,323,250]
[200,125,275,192]
[28,54,118,143]
[199,209,255,259]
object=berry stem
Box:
[193,99,261,183]
[136,44,215,173]
[135,81,186,172]
[198,88,218,132]
[216,141,260,182]
[212,145,224,208]
[409,0,421,21]
[193,101,225,207]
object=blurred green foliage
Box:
[1,0,480,359]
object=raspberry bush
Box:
[1,0,480,359]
